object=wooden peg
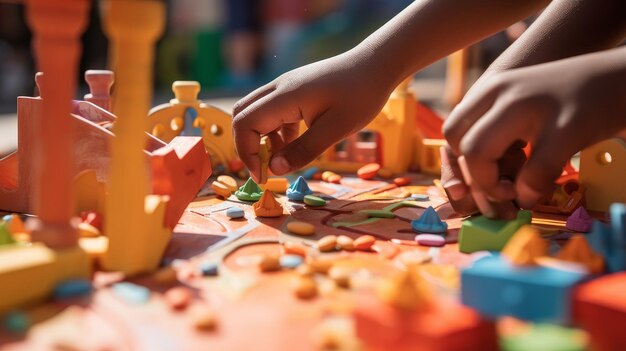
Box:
[84,70,114,111]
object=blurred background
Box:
[0,0,531,154]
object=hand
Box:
[232,50,397,181]
[443,47,626,210]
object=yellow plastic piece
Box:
[253,190,284,218]
[211,181,232,199]
[216,175,238,192]
[579,138,626,212]
[0,243,89,314]
[556,235,605,274]
[72,169,106,215]
[100,0,171,276]
[260,178,289,194]
[377,268,431,311]
[305,78,443,174]
[147,81,239,172]
[259,136,271,185]
[501,226,549,266]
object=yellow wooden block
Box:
[579,138,626,212]
[259,178,289,194]
[259,136,271,185]
[0,243,89,314]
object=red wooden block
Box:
[354,295,498,351]
[573,272,626,351]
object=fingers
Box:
[232,91,299,182]
[270,109,350,175]
[515,136,576,209]
[458,99,533,201]
[440,145,470,201]
[232,82,276,117]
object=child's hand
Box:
[232,51,397,181]
[443,47,626,210]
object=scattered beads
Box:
[303,195,327,207]
[287,221,316,236]
[216,175,238,192]
[211,180,232,199]
[226,206,245,219]
[282,241,308,257]
[317,235,338,252]
[164,286,193,310]
[337,235,355,251]
[393,177,411,186]
[280,254,304,269]
[354,235,376,251]
[294,276,318,299]
[259,254,282,272]
[357,163,381,180]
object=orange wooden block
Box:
[556,235,604,274]
[501,226,548,266]
[151,136,212,229]
[573,273,626,351]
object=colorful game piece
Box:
[555,235,604,274]
[279,255,304,269]
[411,206,448,234]
[282,241,309,257]
[53,279,92,299]
[235,177,263,202]
[294,276,318,299]
[317,235,338,252]
[573,272,626,351]
[357,163,381,180]
[501,226,548,266]
[354,235,376,251]
[111,282,151,305]
[321,171,336,182]
[586,203,626,272]
[2,311,29,333]
[164,286,192,310]
[337,235,355,251]
[253,190,284,218]
[458,210,532,254]
[415,234,446,247]
[0,222,16,246]
[500,324,586,351]
[199,262,219,277]
[327,174,343,184]
[260,177,289,193]
[259,254,281,272]
[216,175,238,192]
[301,167,319,180]
[286,176,313,201]
[359,209,396,218]
[328,266,351,289]
[226,206,245,219]
[409,194,429,201]
[303,195,327,207]
[565,207,593,232]
[287,221,316,236]
[393,177,411,186]
[259,136,271,185]
[461,253,586,322]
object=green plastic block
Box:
[458,210,531,253]
[500,324,586,351]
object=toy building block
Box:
[501,226,548,266]
[533,179,586,215]
[579,138,626,212]
[565,207,594,232]
[573,272,626,351]
[99,0,172,276]
[555,235,604,274]
[0,242,89,314]
[147,81,241,173]
[259,136,271,184]
[461,253,586,323]
[253,190,284,218]
[458,210,532,253]
[411,206,447,234]
[84,70,114,111]
[586,203,626,272]
[151,136,212,229]
[286,176,313,201]
[355,270,498,351]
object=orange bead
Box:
[164,286,192,310]
[328,174,342,184]
[357,163,381,180]
[393,177,411,186]
[354,235,376,251]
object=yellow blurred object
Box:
[501,226,548,266]
[579,138,626,212]
[556,235,604,274]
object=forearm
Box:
[348,0,549,89]
[485,0,626,77]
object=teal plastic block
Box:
[458,210,532,253]
[587,203,626,272]
[461,254,585,323]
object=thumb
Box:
[270,110,350,175]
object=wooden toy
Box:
[586,203,626,272]
[259,136,271,184]
[533,179,586,215]
[573,272,626,351]
[461,253,586,323]
[99,0,172,276]
[580,138,626,212]
[458,210,532,253]
[259,177,289,193]
[84,70,114,111]
[147,81,241,173]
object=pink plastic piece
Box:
[565,207,594,233]
[415,234,446,247]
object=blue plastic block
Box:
[286,176,313,201]
[53,279,92,299]
[461,254,585,323]
[458,210,532,253]
[587,203,626,272]
[411,206,447,234]
[111,282,151,305]
[199,261,219,277]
